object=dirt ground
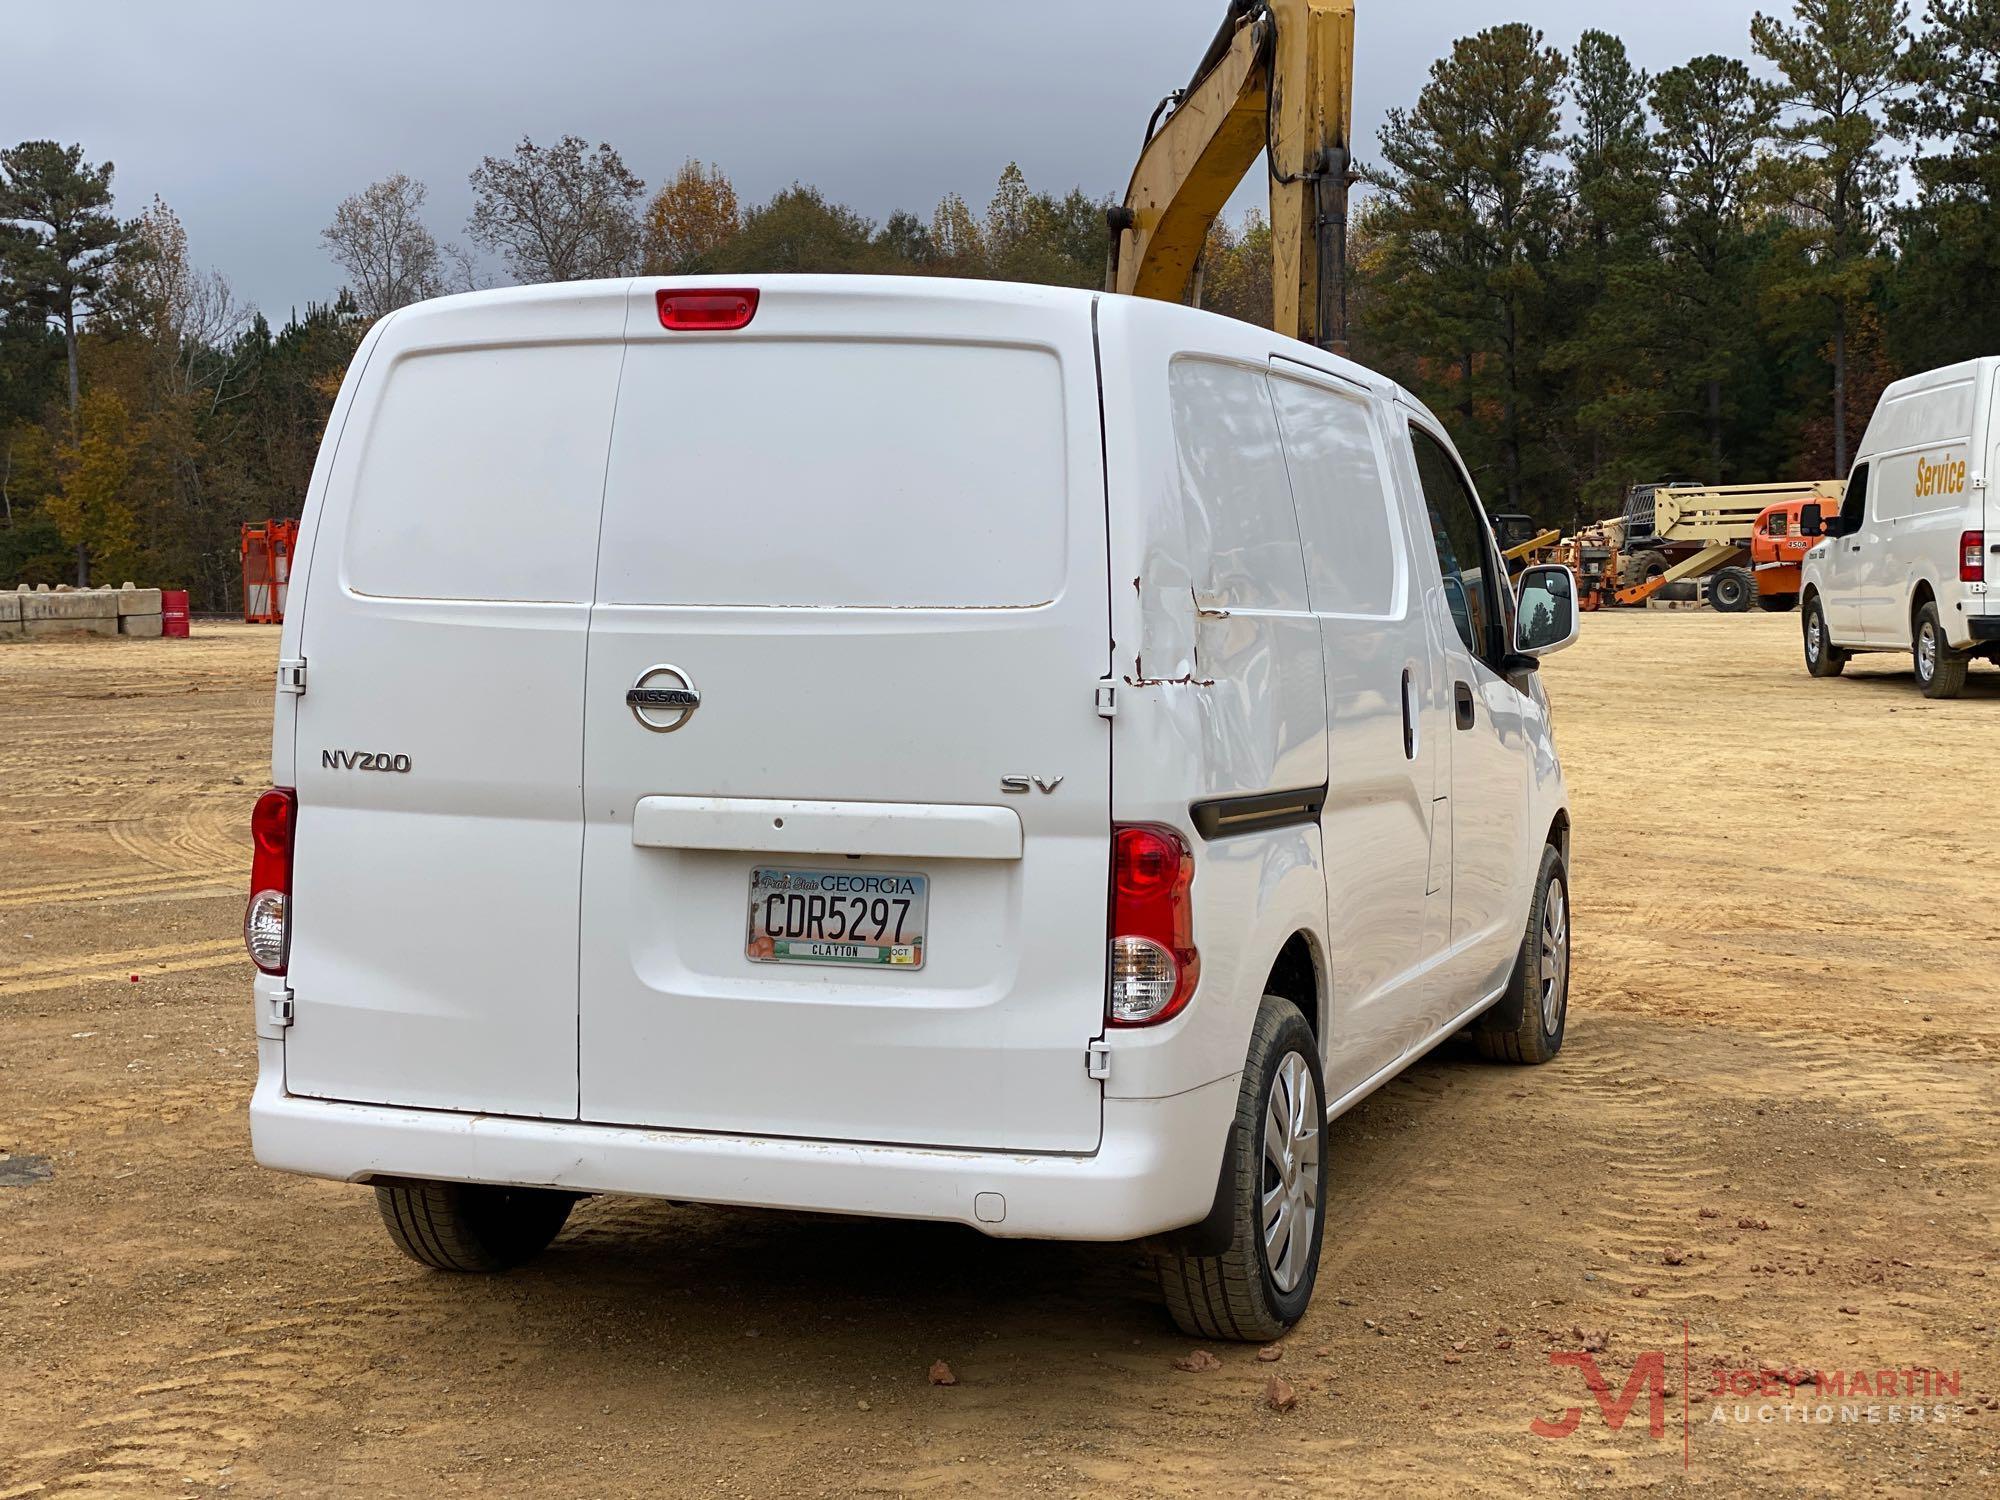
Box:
[2,614,1996,1498]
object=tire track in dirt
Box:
[102,781,248,879]
[1530,1021,1729,1310]
[8,1286,405,1499]
[0,938,246,997]
[6,1079,245,1150]
[0,873,238,912]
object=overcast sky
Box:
[9,1,1765,318]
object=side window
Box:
[1840,464,1870,532]
[1408,425,1502,662]
[1168,358,1310,610]
[1269,373,1404,617]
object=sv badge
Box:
[1000,775,1065,795]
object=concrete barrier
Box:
[23,590,117,622]
[23,615,119,637]
[0,587,167,640]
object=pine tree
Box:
[1364,25,1568,509]
[1651,55,1778,479]
[1551,31,1664,506]
[1886,0,2000,365]
[0,141,127,415]
[1750,0,1910,471]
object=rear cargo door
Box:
[284,288,628,1118]
[577,283,1111,1152]
[1986,381,1999,624]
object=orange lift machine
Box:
[241,519,299,624]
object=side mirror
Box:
[1799,502,1824,538]
[1513,564,1580,662]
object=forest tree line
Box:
[3,0,1996,608]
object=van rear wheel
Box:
[374,1178,576,1272]
[1914,603,1969,699]
[1153,996,1326,1343]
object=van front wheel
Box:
[1153,996,1326,1342]
[374,1178,576,1272]
[1474,844,1569,1065]
[1804,597,1847,677]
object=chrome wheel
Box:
[1260,1052,1321,1294]
[1917,621,1937,682]
[1539,878,1569,1036]
[1806,612,1823,663]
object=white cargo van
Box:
[248,277,1577,1338]
[1800,357,2000,696]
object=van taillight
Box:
[1108,825,1198,1027]
[245,788,296,975]
[1962,531,1986,583]
[656,288,759,331]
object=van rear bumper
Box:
[249,1042,1236,1241]
[1969,616,2000,644]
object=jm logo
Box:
[1000,775,1065,795]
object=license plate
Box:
[746,867,928,969]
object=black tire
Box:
[1474,844,1569,1065]
[1153,996,1327,1342]
[1623,549,1669,589]
[1708,568,1755,613]
[1759,592,1799,613]
[374,1178,576,1272]
[1914,601,1969,699]
[1803,595,1847,678]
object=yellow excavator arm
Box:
[1107,0,1355,351]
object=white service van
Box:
[1800,357,2000,697]
[248,277,1577,1338]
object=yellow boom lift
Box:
[1107,0,1356,351]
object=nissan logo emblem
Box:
[626,664,701,732]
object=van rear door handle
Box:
[1401,668,1416,760]
[1454,681,1475,730]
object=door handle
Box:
[1454,681,1475,730]
[1401,668,1416,760]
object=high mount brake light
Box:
[656,288,759,331]
[245,787,296,975]
[1107,824,1198,1027]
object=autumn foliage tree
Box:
[641,160,740,273]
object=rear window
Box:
[597,341,1068,608]
[342,343,624,603]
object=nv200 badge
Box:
[320,750,412,772]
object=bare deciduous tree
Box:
[322,173,445,317]
[467,135,644,283]
[120,196,250,396]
